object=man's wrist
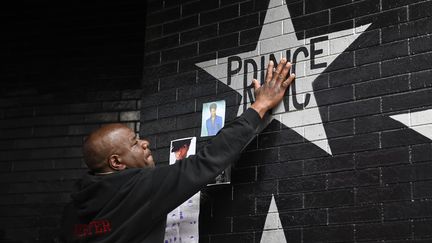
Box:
[251,102,268,118]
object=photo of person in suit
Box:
[201,100,225,137]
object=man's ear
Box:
[108,154,127,171]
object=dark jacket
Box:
[61,108,262,242]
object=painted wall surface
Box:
[143,0,432,242]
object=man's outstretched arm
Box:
[149,58,296,218]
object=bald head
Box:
[82,124,129,172]
[82,124,155,173]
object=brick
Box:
[140,117,176,136]
[233,214,266,232]
[329,98,381,121]
[382,0,411,10]
[331,0,380,24]
[159,71,196,90]
[384,200,432,220]
[354,114,406,134]
[279,174,326,193]
[329,205,380,224]
[144,52,161,67]
[305,0,351,14]
[413,180,432,199]
[84,112,119,123]
[329,63,380,88]
[102,100,136,111]
[304,154,355,174]
[355,7,408,28]
[409,1,432,21]
[382,17,432,44]
[413,219,432,239]
[180,24,218,44]
[382,52,432,78]
[146,6,180,26]
[256,194,303,213]
[257,161,303,181]
[199,33,239,54]
[410,35,432,55]
[239,1,254,16]
[355,146,409,168]
[258,128,304,148]
[356,221,411,241]
[120,111,140,121]
[292,10,329,31]
[178,82,217,101]
[239,26,261,46]
[303,225,354,242]
[233,180,277,198]
[163,15,198,35]
[357,183,411,204]
[355,74,410,100]
[181,0,219,16]
[381,128,431,148]
[179,52,217,73]
[328,168,380,189]
[12,137,82,149]
[145,33,179,52]
[314,85,354,106]
[279,142,330,161]
[279,209,327,227]
[324,119,355,138]
[200,4,239,25]
[219,14,259,35]
[305,20,354,39]
[412,70,432,90]
[304,189,354,208]
[325,50,355,73]
[412,143,432,163]
[161,43,198,62]
[330,133,380,154]
[382,164,416,184]
[356,40,408,66]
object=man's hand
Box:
[251,58,296,118]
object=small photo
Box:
[169,137,197,165]
[207,166,231,186]
[201,100,226,137]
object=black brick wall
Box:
[144,0,432,242]
[0,2,146,242]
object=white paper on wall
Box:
[164,137,200,243]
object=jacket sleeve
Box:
[149,108,263,219]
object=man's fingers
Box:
[278,61,292,84]
[265,61,274,83]
[252,79,261,90]
[273,58,287,84]
[282,73,296,88]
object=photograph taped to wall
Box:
[207,166,231,186]
[201,100,226,137]
[169,137,197,165]
[166,136,200,243]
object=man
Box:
[205,103,223,136]
[60,58,295,242]
[171,138,192,161]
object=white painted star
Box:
[259,195,287,243]
[196,0,371,155]
[390,109,432,140]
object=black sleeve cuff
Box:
[242,108,263,129]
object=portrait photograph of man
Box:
[200,100,226,137]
